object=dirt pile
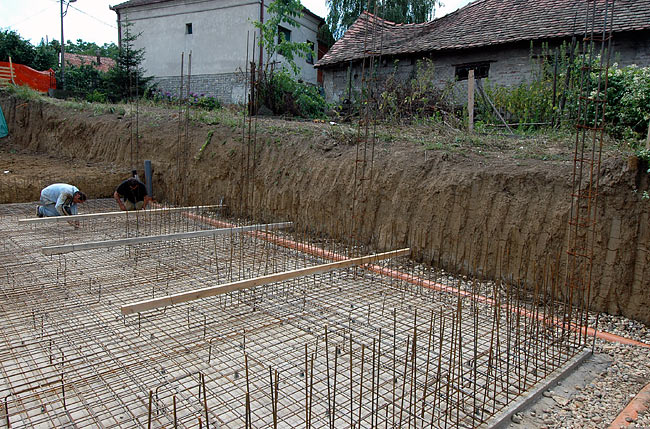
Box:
[1,93,648,323]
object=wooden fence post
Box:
[468,69,475,132]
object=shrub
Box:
[604,65,650,141]
[257,69,328,118]
[189,92,221,110]
[149,89,222,111]
[476,42,650,141]
[377,59,455,123]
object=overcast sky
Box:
[1,0,473,46]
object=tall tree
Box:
[0,30,36,66]
[327,0,439,40]
[103,22,152,101]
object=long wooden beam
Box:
[42,222,293,256]
[121,248,410,314]
[20,205,225,224]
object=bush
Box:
[189,92,221,110]
[476,42,650,140]
[377,59,454,123]
[604,65,650,141]
[86,90,107,103]
[64,63,106,99]
[149,89,221,111]
[257,69,328,118]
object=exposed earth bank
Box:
[1,92,648,325]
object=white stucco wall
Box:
[116,0,322,101]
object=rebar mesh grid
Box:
[1,200,585,428]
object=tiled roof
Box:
[64,54,116,73]
[316,0,650,67]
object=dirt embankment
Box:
[1,93,649,324]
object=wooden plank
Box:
[42,222,292,256]
[121,248,410,314]
[20,205,225,224]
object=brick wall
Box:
[154,72,247,104]
[322,34,650,104]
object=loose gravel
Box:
[503,312,650,429]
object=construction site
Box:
[1,0,650,428]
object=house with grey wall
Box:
[315,0,650,104]
[111,0,324,104]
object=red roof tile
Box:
[316,0,650,67]
[64,54,116,73]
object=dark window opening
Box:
[306,40,315,64]
[454,61,490,81]
[278,26,291,43]
[186,23,193,35]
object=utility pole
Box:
[60,0,77,90]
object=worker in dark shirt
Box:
[113,178,152,211]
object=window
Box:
[186,23,193,35]
[306,40,315,64]
[278,26,291,42]
[454,61,491,81]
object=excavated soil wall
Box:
[2,94,649,324]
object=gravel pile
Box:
[506,312,650,429]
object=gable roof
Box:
[64,54,116,73]
[316,0,650,67]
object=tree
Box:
[103,22,153,101]
[0,30,58,71]
[0,30,36,66]
[66,39,119,59]
[327,0,440,40]
[32,39,59,71]
[253,0,313,75]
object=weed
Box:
[3,84,42,101]
[196,130,215,160]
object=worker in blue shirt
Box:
[37,183,87,217]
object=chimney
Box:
[96,49,101,65]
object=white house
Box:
[111,0,325,103]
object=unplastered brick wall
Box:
[154,72,247,104]
[321,36,650,104]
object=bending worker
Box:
[114,177,152,211]
[37,183,87,217]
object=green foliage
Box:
[149,89,222,111]
[2,83,42,100]
[327,0,440,40]
[635,148,650,174]
[251,0,325,118]
[103,21,153,102]
[64,63,105,98]
[604,65,650,141]
[0,30,36,66]
[33,40,59,71]
[253,0,313,75]
[0,31,59,71]
[476,43,562,128]
[196,130,215,160]
[85,90,107,103]
[257,69,328,118]
[65,39,119,58]
[475,42,650,141]
[377,59,454,123]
